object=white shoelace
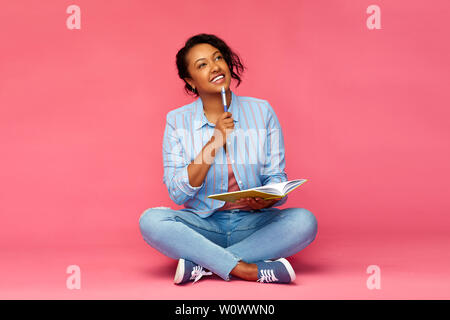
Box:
[257,269,279,283]
[190,266,213,283]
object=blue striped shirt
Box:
[162,90,288,218]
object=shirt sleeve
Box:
[261,101,288,208]
[162,113,203,205]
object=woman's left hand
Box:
[235,197,280,210]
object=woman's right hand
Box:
[212,112,234,147]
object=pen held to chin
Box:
[221,86,227,112]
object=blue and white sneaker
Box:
[174,259,213,285]
[255,258,296,283]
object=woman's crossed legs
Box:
[138,207,318,281]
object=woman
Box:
[139,33,318,285]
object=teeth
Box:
[212,75,224,82]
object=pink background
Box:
[1,0,449,299]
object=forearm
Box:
[187,136,222,187]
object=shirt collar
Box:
[194,90,239,130]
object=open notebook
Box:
[208,179,307,203]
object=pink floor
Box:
[1,230,449,300]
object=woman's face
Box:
[184,43,231,95]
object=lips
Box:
[210,74,225,82]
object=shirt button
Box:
[238,180,242,184]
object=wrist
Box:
[209,135,224,150]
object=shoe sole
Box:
[174,259,185,284]
[277,258,296,282]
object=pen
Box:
[221,86,227,112]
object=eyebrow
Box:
[194,50,221,65]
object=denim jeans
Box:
[139,206,318,281]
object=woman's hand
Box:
[212,112,234,147]
[234,197,281,210]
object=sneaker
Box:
[173,259,213,285]
[255,258,296,283]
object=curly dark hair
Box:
[176,33,246,97]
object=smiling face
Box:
[184,43,231,95]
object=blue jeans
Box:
[139,207,318,281]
